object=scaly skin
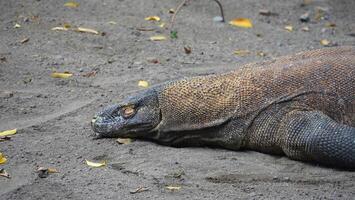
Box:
[92,46,355,169]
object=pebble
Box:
[213,16,223,22]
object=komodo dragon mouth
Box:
[91,46,355,169]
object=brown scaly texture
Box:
[155,46,354,168]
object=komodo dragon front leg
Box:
[91,46,355,169]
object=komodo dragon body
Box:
[92,46,355,169]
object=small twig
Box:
[212,0,225,22]
[169,0,225,30]
[169,0,190,30]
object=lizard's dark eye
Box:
[121,106,135,118]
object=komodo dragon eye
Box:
[121,106,135,118]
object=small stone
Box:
[213,16,223,22]
[300,12,310,22]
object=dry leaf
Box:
[0,136,11,142]
[85,159,106,168]
[166,185,181,191]
[14,23,21,28]
[130,187,149,194]
[75,27,99,35]
[51,72,73,79]
[150,35,167,41]
[320,39,330,46]
[108,21,117,25]
[144,16,160,22]
[168,9,175,14]
[0,129,17,137]
[234,50,250,56]
[64,1,79,8]
[184,46,192,54]
[116,138,133,145]
[0,169,10,179]
[0,153,7,164]
[82,71,97,77]
[325,22,336,28]
[259,9,278,16]
[284,25,293,32]
[37,167,59,173]
[138,80,149,88]
[158,22,165,28]
[51,26,69,31]
[229,18,253,28]
[20,38,29,44]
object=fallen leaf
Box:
[284,25,293,32]
[150,35,167,41]
[0,153,7,164]
[138,80,149,88]
[0,136,11,142]
[229,18,253,28]
[325,22,336,28]
[130,187,149,194]
[37,167,59,178]
[51,26,69,31]
[82,71,97,77]
[184,46,192,54]
[144,16,160,22]
[234,50,250,56]
[108,21,117,25]
[116,138,133,145]
[51,72,73,79]
[0,169,10,178]
[85,159,106,168]
[320,39,330,46]
[14,23,21,28]
[64,1,79,8]
[166,185,181,191]
[136,27,155,31]
[75,27,99,35]
[168,9,175,14]
[259,9,278,16]
[158,22,165,28]
[0,129,17,137]
[20,38,29,44]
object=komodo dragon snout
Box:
[91,88,161,138]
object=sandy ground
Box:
[1,0,355,199]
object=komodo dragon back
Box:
[92,46,355,169]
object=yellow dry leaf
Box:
[234,50,250,56]
[51,27,69,31]
[51,72,73,79]
[158,22,165,28]
[85,159,106,168]
[64,1,79,8]
[144,16,160,22]
[150,35,167,41]
[138,80,149,88]
[229,18,253,28]
[284,25,293,32]
[75,27,99,35]
[166,185,181,191]
[116,138,133,145]
[14,23,21,28]
[320,39,330,46]
[0,129,16,137]
[0,153,7,164]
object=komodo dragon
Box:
[91,46,355,169]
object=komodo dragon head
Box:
[91,88,162,138]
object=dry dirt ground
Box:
[1,0,355,199]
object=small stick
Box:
[169,0,190,30]
[169,0,225,30]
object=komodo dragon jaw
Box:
[91,88,161,138]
